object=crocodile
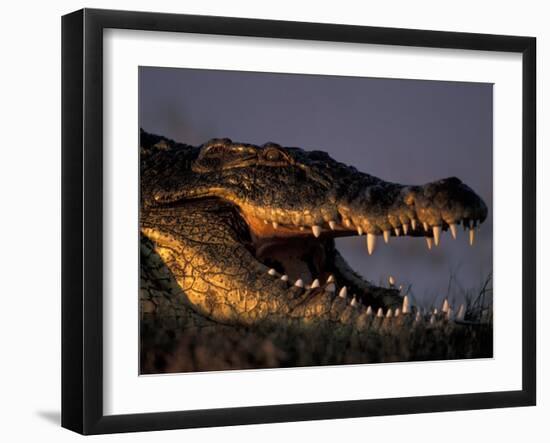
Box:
[139,129,491,373]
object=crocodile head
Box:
[140,131,488,326]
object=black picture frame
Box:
[61,8,536,435]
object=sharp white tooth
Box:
[457,304,465,321]
[327,275,335,283]
[433,226,441,246]
[394,227,401,237]
[411,219,417,231]
[311,279,320,289]
[272,221,279,229]
[442,299,450,313]
[357,226,364,236]
[267,268,277,276]
[299,226,305,231]
[338,286,348,299]
[294,278,304,288]
[449,223,458,239]
[426,237,433,250]
[366,306,373,316]
[376,308,384,318]
[280,275,289,282]
[446,308,453,320]
[388,275,395,286]
[399,285,403,292]
[350,296,357,307]
[386,309,393,318]
[429,314,436,325]
[415,311,421,322]
[264,220,269,224]
[328,220,337,230]
[394,308,401,317]
[325,282,336,293]
[423,222,429,232]
[343,218,352,228]
[383,230,391,244]
[433,308,438,315]
[367,233,377,255]
[402,295,410,314]
[469,228,475,246]
[312,225,322,238]
[403,223,409,235]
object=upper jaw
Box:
[338,176,487,236]
[241,176,488,251]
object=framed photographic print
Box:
[61,8,536,435]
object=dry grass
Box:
[141,274,493,374]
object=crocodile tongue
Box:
[253,236,334,284]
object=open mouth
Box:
[244,206,483,309]
[153,192,485,314]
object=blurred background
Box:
[139,67,493,308]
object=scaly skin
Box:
[140,129,487,324]
[139,130,492,372]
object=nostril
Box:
[401,186,418,206]
[445,177,463,186]
[403,192,415,206]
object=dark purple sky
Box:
[139,67,493,308]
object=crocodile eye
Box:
[265,148,283,162]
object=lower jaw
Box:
[251,235,392,308]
